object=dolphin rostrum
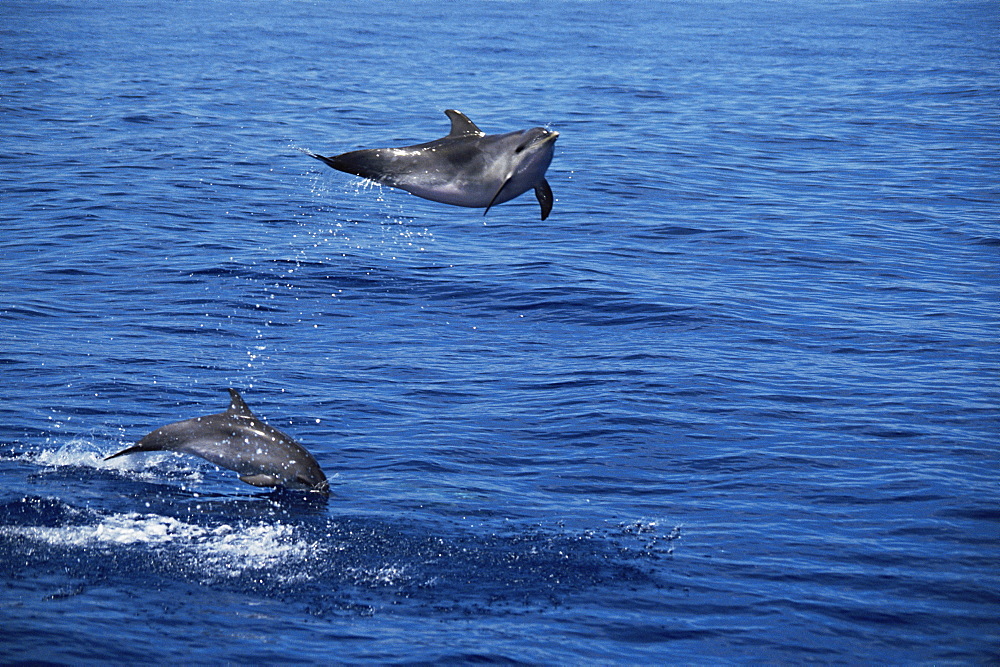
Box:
[306,109,558,220]
[105,389,329,494]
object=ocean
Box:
[2,0,998,662]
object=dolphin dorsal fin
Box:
[444,109,484,138]
[227,389,255,418]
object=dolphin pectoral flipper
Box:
[483,175,515,217]
[535,179,553,221]
[240,473,283,488]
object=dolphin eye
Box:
[515,143,528,154]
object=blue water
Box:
[2,0,998,662]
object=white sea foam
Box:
[33,439,118,469]
[2,512,321,580]
[29,439,205,483]
[4,513,193,546]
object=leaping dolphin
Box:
[105,389,329,494]
[306,109,558,220]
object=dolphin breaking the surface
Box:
[307,109,558,220]
[105,389,328,494]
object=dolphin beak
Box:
[532,130,558,149]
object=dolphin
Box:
[105,389,329,494]
[306,109,559,220]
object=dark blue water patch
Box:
[121,114,157,124]
[0,496,84,528]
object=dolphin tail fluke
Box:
[306,148,389,183]
[103,444,147,461]
[304,150,340,170]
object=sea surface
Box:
[2,0,998,663]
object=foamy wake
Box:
[2,512,322,581]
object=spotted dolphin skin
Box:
[105,389,328,494]
[307,109,559,220]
